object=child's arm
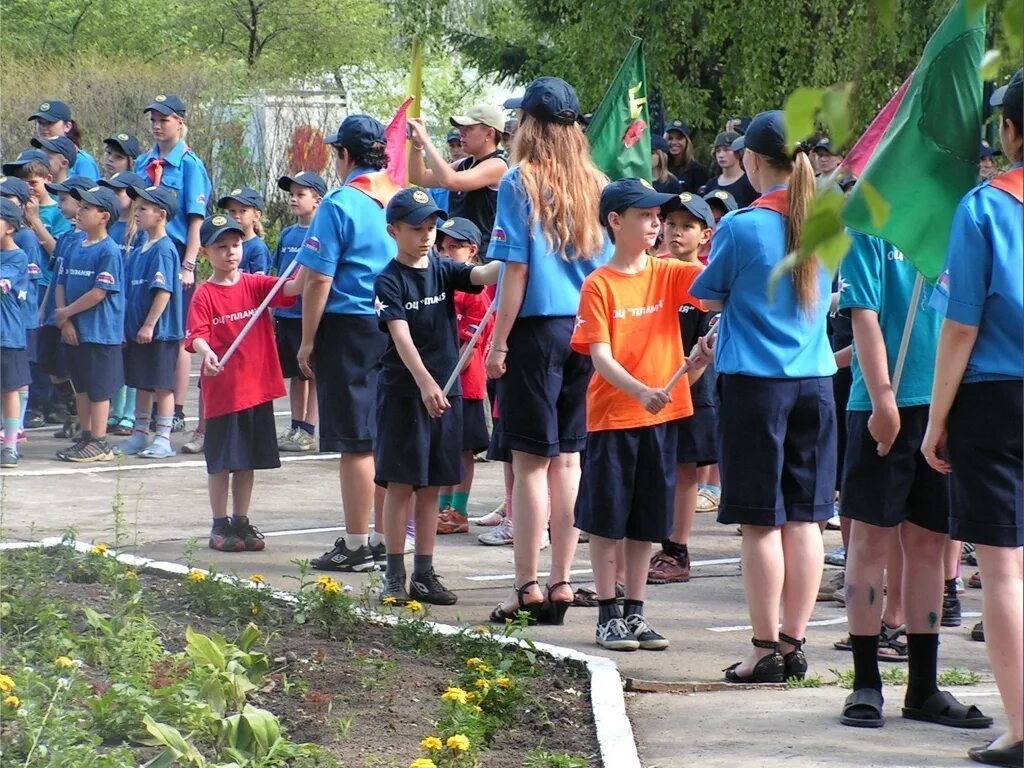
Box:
[24,199,57,256]
[485,263,526,379]
[590,342,670,415]
[137,290,172,344]
[282,266,306,297]
[469,261,501,286]
[386,318,449,419]
[55,287,107,325]
[190,337,222,377]
[850,308,899,456]
[834,344,852,369]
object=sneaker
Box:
[826,513,842,531]
[970,621,985,642]
[115,431,151,456]
[404,534,415,554]
[409,567,457,605]
[478,517,514,546]
[25,411,45,429]
[233,517,266,551]
[647,550,690,584]
[45,406,69,425]
[624,613,669,650]
[310,539,376,572]
[277,426,295,445]
[379,573,410,605]
[171,414,187,433]
[371,541,386,566]
[824,546,847,567]
[55,436,89,461]
[695,486,719,513]
[0,447,17,467]
[471,501,507,526]
[437,508,469,534]
[960,542,976,562]
[209,524,246,552]
[941,592,962,627]
[181,430,205,454]
[280,429,316,452]
[61,438,114,463]
[596,617,640,651]
[577,530,590,544]
[954,576,965,595]
[138,439,177,459]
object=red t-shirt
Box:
[185,274,296,419]
[455,290,492,401]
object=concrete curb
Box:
[15,538,642,768]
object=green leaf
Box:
[769,189,852,292]
[783,87,825,153]
[1002,0,1024,58]
[186,626,226,671]
[242,706,282,752]
[873,0,897,31]
[236,623,261,653]
[200,676,227,718]
[857,179,892,229]
[980,49,1002,80]
[140,751,176,768]
[821,83,854,149]
[142,715,191,757]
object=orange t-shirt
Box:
[571,257,704,432]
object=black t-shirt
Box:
[373,255,480,397]
[653,174,683,194]
[701,173,760,208]
[678,303,718,409]
[447,149,508,255]
[666,160,709,194]
[828,276,853,351]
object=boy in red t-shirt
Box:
[571,179,708,651]
[185,214,305,552]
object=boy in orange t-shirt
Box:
[571,178,708,652]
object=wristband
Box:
[492,346,508,354]
[182,261,196,272]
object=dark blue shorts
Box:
[497,316,591,457]
[833,367,852,491]
[486,416,511,462]
[841,406,948,533]
[1,346,31,393]
[575,423,677,542]
[65,342,123,402]
[676,406,719,467]
[462,398,489,454]
[716,374,837,527]
[374,389,463,489]
[205,401,281,475]
[314,314,385,454]
[25,328,38,364]
[274,316,306,381]
[124,340,178,392]
[36,325,70,379]
[947,380,1023,548]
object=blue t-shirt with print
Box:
[273,223,307,319]
[124,235,183,341]
[0,247,29,350]
[42,230,84,327]
[57,236,124,344]
[14,228,43,329]
[241,236,271,275]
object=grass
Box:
[826,666,983,690]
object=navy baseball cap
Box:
[277,171,328,197]
[1,199,24,230]
[217,186,265,210]
[99,171,148,190]
[446,129,462,144]
[522,77,580,125]
[70,185,120,221]
[45,175,94,195]
[713,131,741,149]
[651,134,670,153]
[103,132,141,158]
[324,115,386,152]
[704,189,738,214]
[28,100,72,123]
[437,216,482,247]
[731,110,788,161]
[2,149,51,175]
[386,187,446,225]
[979,141,999,158]
[663,191,715,229]
[30,136,78,166]
[200,213,244,247]
[144,94,187,117]
[990,68,1023,109]
[598,178,677,226]
[127,185,179,218]
[0,176,31,205]
[665,119,691,137]
[503,96,523,110]
[812,137,840,155]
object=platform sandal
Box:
[489,580,543,624]
[723,638,785,684]
[779,632,807,680]
[538,581,574,625]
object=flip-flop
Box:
[902,690,994,729]
[841,688,884,728]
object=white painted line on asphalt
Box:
[2,452,339,478]
[261,526,347,538]
[707,616,850,633]
[465,556,741,582]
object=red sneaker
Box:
[436,507,469,534]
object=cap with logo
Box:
[703,189,738,214]
[2,149,52,176]
[44,175,95,195]
[0,176,31,205]
[28,100,72,124]
[730,111,788,161]
[386,187,447,225]
[98,171,148,191]
[143,94,187,117]
[217,186,265,211]
[277,172,328,197]
[436,217,482,247]
[103,133,141,159]
[0,198,24,230]
[713,131,741,149]
[598,177,677,226]
[990,68,1023,114]
[324,114,386,152]
[30,136,78,165]
[127,185,179,218]
[70,185,121,221]
[664,192,715,229]
[665,119,691,137]
[200,214,245,247]
[503,118,519,136]
[812,137,840,156]
[450,105,506,132]
[521,77,581,126]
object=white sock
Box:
[368,531,385,547]
[344,533,369,550]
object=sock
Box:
[368,531,385,547]
[2,418,19,449]
[154,416,174,445]
[439,492,453,512]
[850,633,882,691]
[111,386,126,421]
[385,554,406,581]
[412,554,433,577]
[123,388,136,421]
[451,491,470,517]
[212,516,231,531]
[133,409,150,435]
[291,419,300,431]
[663,540,688,559]
[905,633,940,707]
[344,533,369,550]
[623,599,644,618]
[174,404,185,421]
[231,514,248,527]
[81,430,93,442]
[298,421,315,436]
[18,391,28,431]
[598,598,621,624]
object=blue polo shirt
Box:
[14,229,42,329]
[134,140,212,249]
[690,186,837,379]
[38,203,71,258]
[70,150,101,181]
[930,167,1023,382]
[295,168,396,316]
[0,247,29,350]
[240,236,271,275]
[486,167,611,317]
[273,223,307,319]
[839,232,940,410]
[42,231,84,327]
[124,236,183,341]
[57,236,124,344]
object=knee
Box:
[849,521,892,559]
[976,545,1024,581]
[899,523,946,558]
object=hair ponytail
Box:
[123,199,140,252]
[783,150,818,311]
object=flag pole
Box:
[442,301,496,396]
[889,271,924,397]
[219,259,300,367]
[663,323,719,392]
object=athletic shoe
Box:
[171,414,187,433]
[437,508,469,534]
[234,517,266,551]
[409,567,457,606]
[45,406,69,425]
[0,447,17,467]
[824,546,847,567]
[960,542,976,562]
[647,551,690,584]
[371,541,386,566]
[280,429,316,452]
[277,426,295,445]
[55,436,88,461]
[310,539,376,572]
[941,592,962,627]
[61,438,113,463]
[470,501,507,526]
[826,513,842,530]
[577,530,590,544]
[970,621,985,642]
[138,440,176,459]
[963,551,978,567]
[25,411,45,429]
[478,517,514,546]
[209,525,246,552]
[695,487,719,513]
[954,576,965,595]
[404,534,415,554]
[379,573,410,605]
[818,570,844,601]
[596,618,639,651]
[624,613,669,650]
[115,431,150,456]
[180,430,205,454]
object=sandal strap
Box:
[751,637,780,650]
[546,580,572,593]
[779,632,805,648]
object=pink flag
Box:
[842,77,911,177]
[384,96,415,187]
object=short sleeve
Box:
[445,259,481,293]
[930,200,989,327]
[150,246,177,293]
[181,155,212,217]
[250,240,271,275]
[691,215,740,300]
[184,286,212,353]
[55,255,67,287]
[296,198,346,277]
[93,244,121,293]
[839,232,883,313]
[486,171,530,264]
[570,278,611,355]
[373,268,407,332]
[0,250,27,290]
[671,262,706,311]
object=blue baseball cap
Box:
[522,77,580,125]
[28,100,72,123]
[651,134,670,153]
[599,178,677,226]
[503,96,523,110]
[386,187,446,225]
[324,115,386,152]
[445,129,462,144]
[731,110,788,161]
[45,175,94,195]
[70,185,120,221]
[99,171,148,190]
[812,137,841,156]
[991,68,1023,109]
[127,185,179,218]
[200,213,244,247]
[665,119,691,137]
[144,94,187,117]
[31,136,78,165]
[217,186,265,210]
[277,171,328,197]
[663,192,715,229]
[979,141,999,158]
[437,217,482,247]
[1,199,24,230]
[2,149,51,175]
[703,189,738,214]
[103,132,141,159]
[0,176,31,205]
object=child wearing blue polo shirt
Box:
[218,188,271,275]
[28,100,101,180]
[102,133,141,178]
[1,200,30,467]
[30,137,76,186]
[2,150,72,259]
[374,189,500,606]
[53,187,125,463]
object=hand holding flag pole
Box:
[663,322,720,392]
[219,259,300,368]
[442,301,497,397]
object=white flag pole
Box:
[664,322,720,392]
[442,301,497,396]
[219,259,300,367]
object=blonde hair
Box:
[764,150,818,310]
[511,114,606,260]
[667,134,694,170]
[123,198,140,251]
[652,150,674,184]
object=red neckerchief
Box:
[749,188,788,215]
[145,157,165,187]
[346,171,400,208]
[989,167,1024,204]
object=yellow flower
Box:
[319,579,342,595]
[0,674,15,693]
[409,759,437,768]
[446,734,470,752]
[466,657,484,670]
[419,736,443,751]
[381,596,398,606]
[405,600,423,613]
[473,705,482,713]
[315,575,333,587]
[54,656,74,669]
[465,692,477,702]
[249,604,260,615]
[187,570,206,583]
[249,574,265,584]
[3,695,19,708]
[123,571,137,580]
[471,625,489,636]
[474,678,490,690]
[90,543,108,555]
[441,686,469,705]
[496,677,512,689]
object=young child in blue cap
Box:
[0,199,31,467]
[28,100,100,180]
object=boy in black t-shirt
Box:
[373,188,500,606]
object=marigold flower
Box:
[466,657,484,670]
[381,596,398,606]
[496,677,512,689]
[471,625,489,635]
[249,574,265,584]
[474,678,490,690]
[315,575,333,587]
[54,657,74,669]
[405,600,423,613]
[0,674,15,692]
[419,736,443,751]
[123,571,137,580]
[409,759,437,768]
[441,686,469,704]
[319,579,342,595]
[446,734,470,751]
[3,695,19,708]
[473,705,482,713]
[187,570,206,583]
[465,691,477,702]
[89,543,108,555]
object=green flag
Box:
[588,38,652,181]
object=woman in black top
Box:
[701,131,759,208]
[664,119,709,193]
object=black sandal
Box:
[841,688,884,728]
[779,632,807,680]
[902,690,994,729]
[538,581,574,625]
[489,580,543,624]
[723,638,784,684]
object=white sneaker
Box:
[478,517,513,546]
[826,514,842,530]
[280,429,316,452]
[695,487,719,513]
[181,430,205,454]
[277,426,295,446]
[471,501,507,526]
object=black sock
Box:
[412,554,432,578]
[299,422,315,436]
[662,540,688,560]
[386,554,406,581]
[212,517,231,532]
[598,598,621,624]
[81,430,92,441]
[231,514,247,526]
[290,419,300,431]
[851,633,882,691]
[622,599,643,618]
[944,578,957,597]
[905,633,940,707]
